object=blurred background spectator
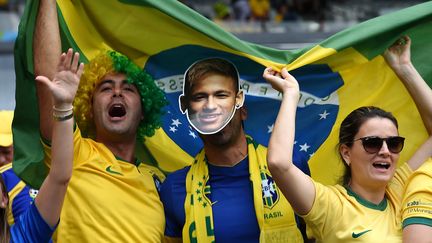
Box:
[0,0,24,14]
[231,0,251,21]
[213,1,232,20]
[184,0,425,28]
[249,0,270,21]
[0,110,13,166]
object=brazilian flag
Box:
[14,0,432,188]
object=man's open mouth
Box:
[109,104,126,118]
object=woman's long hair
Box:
[0,176,10,243]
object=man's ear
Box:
[179,94,187,114]
[339,144,351,166]
[235,90,245,109]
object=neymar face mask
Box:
[179,58,244,135]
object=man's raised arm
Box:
[33,0,61,141]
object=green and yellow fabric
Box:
[13,0,432,188]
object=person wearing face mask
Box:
[160,58,305,243]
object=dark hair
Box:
[74,50,168,141]
[183,58,239,99]
[0,175,9,243]
[338,106,398,186]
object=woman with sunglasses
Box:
[262,36,432,242]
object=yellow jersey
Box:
[402,158,432,228]
[43,127,165,242]
[303,164,412,243]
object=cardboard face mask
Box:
[179,58,244,135]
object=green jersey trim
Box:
[345,186,387,211]
[403,217,432,228]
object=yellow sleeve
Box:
[402,158,432,227]
[302,181,343,240]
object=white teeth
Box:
[372,162,391,170]
[374,162,389,165]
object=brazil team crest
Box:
[29,188,39,200]
[260,170,279,208]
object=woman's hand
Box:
[384,36,412,72]
[263,67,300,100]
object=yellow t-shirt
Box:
[402,158,432,228]
[43,127,165,242]
[303,163,412,243]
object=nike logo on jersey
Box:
[352,229,372,238]
[106,166,123,175]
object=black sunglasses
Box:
[353,136,405,154]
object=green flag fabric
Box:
[14,0,432,188]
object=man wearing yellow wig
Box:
[32,0,167,242]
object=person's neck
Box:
[204,134,248,167]
[96,136,137,163]
[349,181,386,205]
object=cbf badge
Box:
[29,188,39,203]
[260,171,279,208]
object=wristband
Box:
[53,111,74,121]
[53,105,73,112]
